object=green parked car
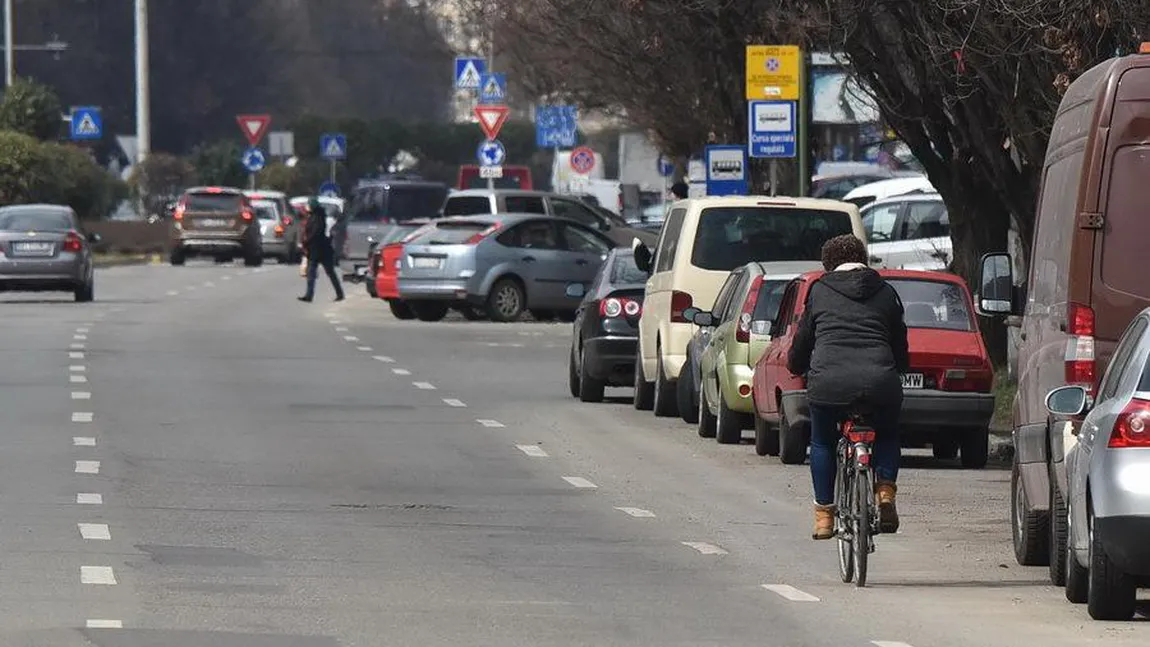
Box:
[684,261,822,444]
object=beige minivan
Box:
[977,46,1150,583]
[633,196,865,417]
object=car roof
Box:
[354,178,446,189]
[842,176,936,201]
[750,260,824,279]
[861,192,945,212]
[448,188,553,198]
[795,268,967,286]
[0,203,72,213]
[184,186,244,195]
[669,194,861,213]
[245,190,286,198]
[438,212,560,226]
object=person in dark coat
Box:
[298,197,345,303]
[787,234,908,539]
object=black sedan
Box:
[566,248,647,402]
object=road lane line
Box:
[78,523,111,540]
[516,445,549,457]
[323,313,335,318]
[335,327,349,332]
[392,368,411,375]
[72,391,91,400]
[343,335,359,342]
[70,351,84,359]
[167,290,179,296]
[77,493,102,505]
[80,566,116,585]
[70,365,86,372]
[761,584,820,602]
[71,375,88,384]
[357,346,373,351]
[70,343,85,349]
[87,620,123,629]
[443,399,466,407]
[73,437,96,447]
[615,507,656,518]
[562,476,597,489]
[476,419,504,428]
[373,355,395,363]
[681,542,728,555]
[204,282,216,288]
[75,460,100,474]
[72,412,94,423]
[413,382,436,390]
[872,643,916,647]
[222,275,232,281]
[187,285,197,291]
[74,334,87,340]
[76,327,90,333]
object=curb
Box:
[93,254,161,268]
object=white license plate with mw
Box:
[901,373,924,389]
[412,257,442,269]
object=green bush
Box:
[0,130,126,219]
[128,152,197,216]
[189,140,247,188]
[0,130,44,202]
[0,78,64,141]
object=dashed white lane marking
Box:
[761,584,820,602]
[77,493,102,505]
[682,542,728,555]
[615,507,656,518]
[477,419,504,428]
[72,412,94,423]
[75,460,100,474]
[87,619,123,629]
[222,275,232,281]
[70,365,86,372]
[70,343,85,350]
[517,332,544,337]
[74,334,87,341]
[204,282,216,288]
[323,313,335,318]
[357,346,372,352]
[73,437,96,447]
[373,355,394,363]
[187,285,197,291]
[71,375,88,384]
[76,327,90,333]
[872,643,916,647]
[413,382,436,390]
[486,342,526,348]
[70,351,84,359]
[343,335,360,342]
[392,368,411,376]
[72,391,91,400]
[516,444,548,457]
[562,476,597,489]
[335,327,349,332]
[167,290,179,296]
[443,398,466,407]
[80,566,116,585]
[78,523,111,540]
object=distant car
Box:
[169,187,262,266]
[565,248,647,402]
[342,177,450,280]
[397,213,613,322]
[840,176,935,210]
[861,193,951,270]
[366,219,433,304]
[0,204,99,302]
[245,190,300,262]
[752,269,994,467]
[251,199,295,264]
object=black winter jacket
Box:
[786,267,909,407]
[303,211,331,253]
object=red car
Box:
[369,220,436,319]
[751,269,995,468]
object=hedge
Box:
[0,130,127,220]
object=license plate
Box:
[11,241,54,256]
[901,373,925,389]
[200,218,231,227]
[412,257,442,269]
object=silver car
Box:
[1045,307,1150,620]
[252,199,291,261]
[0,204,98,302]
[341,178,450,280]
[397,213,613,322]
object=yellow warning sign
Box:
[746,45,802,101]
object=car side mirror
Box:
[684,307,715,327]
[1045,385,1090,417]
[565,283,586,299]
[633,243,653,274]
[87,232,101,243]
[976,252,1014,316]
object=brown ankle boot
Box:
[876,481,899,533]
[812,504,835,540]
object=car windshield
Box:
[442,196,492,217]
[752,279,791,321]
[385,185,449,222]
[409,221,489,245]
[185,193,242,212]
[888,279,974,331]
[690,207,853,271]
[609,252,647,285]
[0,209,72,231]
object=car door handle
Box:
[521,256,536,263]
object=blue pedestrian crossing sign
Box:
[320,133,347,160]
[318,181,340,198]
[479,73,507,104]
[454,57,486,90]
[241,147,267,173]
[477,139,506,167]
[70,107,103,141]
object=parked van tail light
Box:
[465,222,502,244]
[601,297,641,318]
[736,276,765,343]
[1064,302,1097,392]
[1109,398,1150,448]
[63,231,83,253]
[670,291,693,323]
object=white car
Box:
[841,175,935,209]
[860,193,951,270]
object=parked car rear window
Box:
[504,195,547,214]
[887,279,974,331]
[0,209,72,231]
[253,204,277,221]
[385,185,449,222]
[610,252,647,285]
[752,279,790,321]
[443,196,492,217]
[691,207,853,271]
[409,221,490,245]
[184,193,242,212]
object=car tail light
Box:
[274,224,285,237]
[466,223,502,244]
[670,290,693,323]
[737,384,752,397]
[282,216,293,226]
[1064,302,1096,393]
[736,276,765,343]
[601,297,642,318]
[940,368,994,392]
[63,231,83,253]
[242,209,254,221]
[173,203,185,221]
[1109,398,1150,448]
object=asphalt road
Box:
[0,262,1145,646]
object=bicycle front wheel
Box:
[853,467,873,587]
[836,457,854,583]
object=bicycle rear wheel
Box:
[836,450,854,583]
[853,467,873,587]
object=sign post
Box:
[70,107,103,141]
[320,133,347,189]
[241,147,267,190]
[236,114,271,190]
[745,45,806,195]
[475,104,510,189]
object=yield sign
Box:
[236,114,272,146]
[474,105,510,141]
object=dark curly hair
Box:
[820,234,867,271]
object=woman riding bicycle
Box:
[787,234,909,540]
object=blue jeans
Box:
[808,402,901,505]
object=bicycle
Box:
[835,410,880,587]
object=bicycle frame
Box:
[835,413,879,587]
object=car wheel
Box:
[169,248,186,266]
[652,352,678,417]
[1087,509,1137,620]
[715,385,742,445]
[633,354,654,411]
[487,279,525,322]
[1011,458,1050,566]
[74,278,94,303]
[1065,499,1088,604]
[677,357,698,424]
[697,382,717,438]
[960,427,989,468]
[388,300,416,320]
[754,412,779,457]
[568,345,581,399]
[1049,478,1068,586]
[457,306,484,321]
[365,280,378,298]
[578,347,606,403]
[931,438,958,460]
[410,301,449,322]
[778,406,807,465]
